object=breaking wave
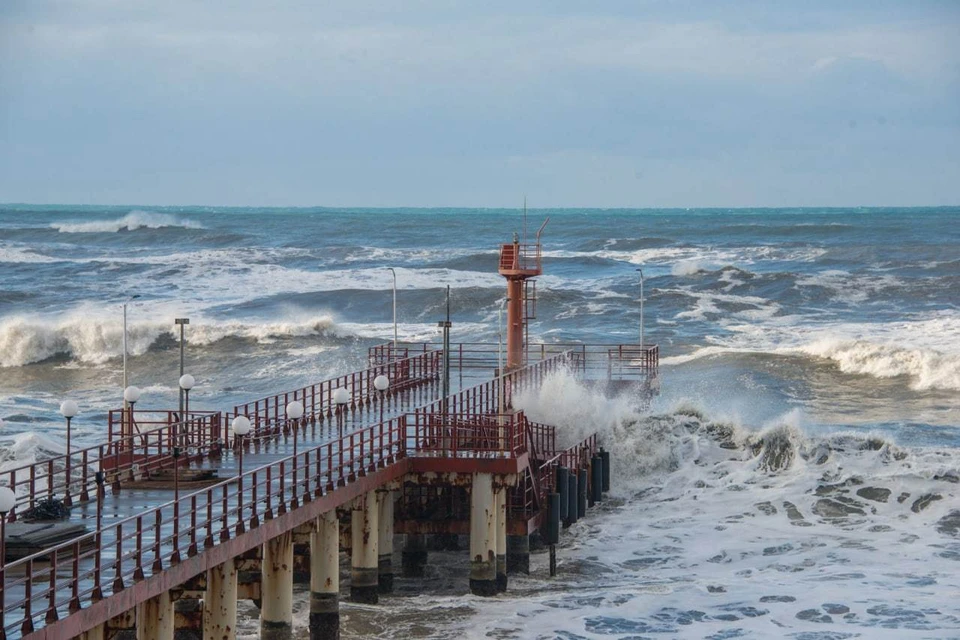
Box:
[0,312,343,367]
[51,211,204,233]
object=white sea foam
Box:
[0,245,61,263]
[52,211,204,233]
[0,308,344,367]
[663,309,960,391]
[671,259,708,276]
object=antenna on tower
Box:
[523,195,528,246]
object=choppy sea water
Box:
[1,205,958,638]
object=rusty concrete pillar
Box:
[310,511,340,640]
[173,598,202,640]
[377,489,394,593]
[203,559,238,640]
[506,535,530,574]
[138,591,174,640]
[469,472,497,596]
[105,609,137,640]
[495,486,507,592]
[351,492,379,604]
[261,531,294,640]
[80,624,106,640]
[401,533,427,577]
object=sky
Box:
[1,1,958,208]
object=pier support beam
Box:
[469,473,497,596]
[377,489,394,593]
[80,624,105,640]
[401,534,427,577]
[506,535,530,574]
[203,559,238,640]
[261,531,294,640]
[138,591,174,640]
[106,609,137,640]
[351,492,379,604]
[310,511,340,640]
[495,486,507,592]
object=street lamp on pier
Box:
[374,375,390,424]
[123,386,141,479]
[0,485,14,629]
[386,268,398,354]
[231,416,251,534]
[179,374,195,448]
[333,387,349,437]
[286,401,304,505]
[60,399,79,505]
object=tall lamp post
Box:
[386,268,398,354]
[179,374,195,448]
[374,375,390,424]
[286,401,304,504]
[174,318,189,419]
[122,295,141,440]
[0,485,15,632]
[636,268,644,349]
[231,416,251,534]
[333,388,349,437]
[123,386,141,479]
[60,399,79,506]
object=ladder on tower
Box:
[523,279,537,362]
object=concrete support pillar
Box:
[401,534,427,577]
[138,591,174,640]
[261,531,294,640]
[174,598,202,640]
[495,486,507,592]
[310,511,340,640]
[377,490,394,593]
[203,559,238,640]
[105,609,137,640]
[80,624,106,640]
[506,535,530,574]
[469,472,497,596]
[351,492,379,604]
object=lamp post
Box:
[179,374,195,448]
[386,268,398,354]
[334,387,349,437]
[231,416,251,534]
[0,485,15,631]
[286,401,304,503]
[174,318,189,419]
[122,295,141,421]
[374,375,390,424]
[124,386,141,479]
[636,268,644,349]
[60,399,79,505]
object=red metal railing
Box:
[498,242,542,273]
[407,412,528,458]
[511,433,598,522]
[226,350,441,443]
[2,413,221,521]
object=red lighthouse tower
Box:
[498,219,548,370]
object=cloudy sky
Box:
[1,1,958,207]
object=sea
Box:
[1,205,958,638]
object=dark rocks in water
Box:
[856,487,891,503]
[782,501,813,526]
[936,510,960,537]
[822,603,850,615]
[911,494,943,513]
[21,498,69,521]
[755,501,777,516]
[703,421,739,449]
[934,473,959,484]
[795,609,832,623]
[812,498,865,518]
[897,492,911,504]
[763,544,794,556]
[707,585,726,593]
[760,595,796,603]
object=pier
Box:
[0,237,659,640]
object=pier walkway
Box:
[0,342,658,640]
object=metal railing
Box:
[226,350,441,443]
[2,413,221,521]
